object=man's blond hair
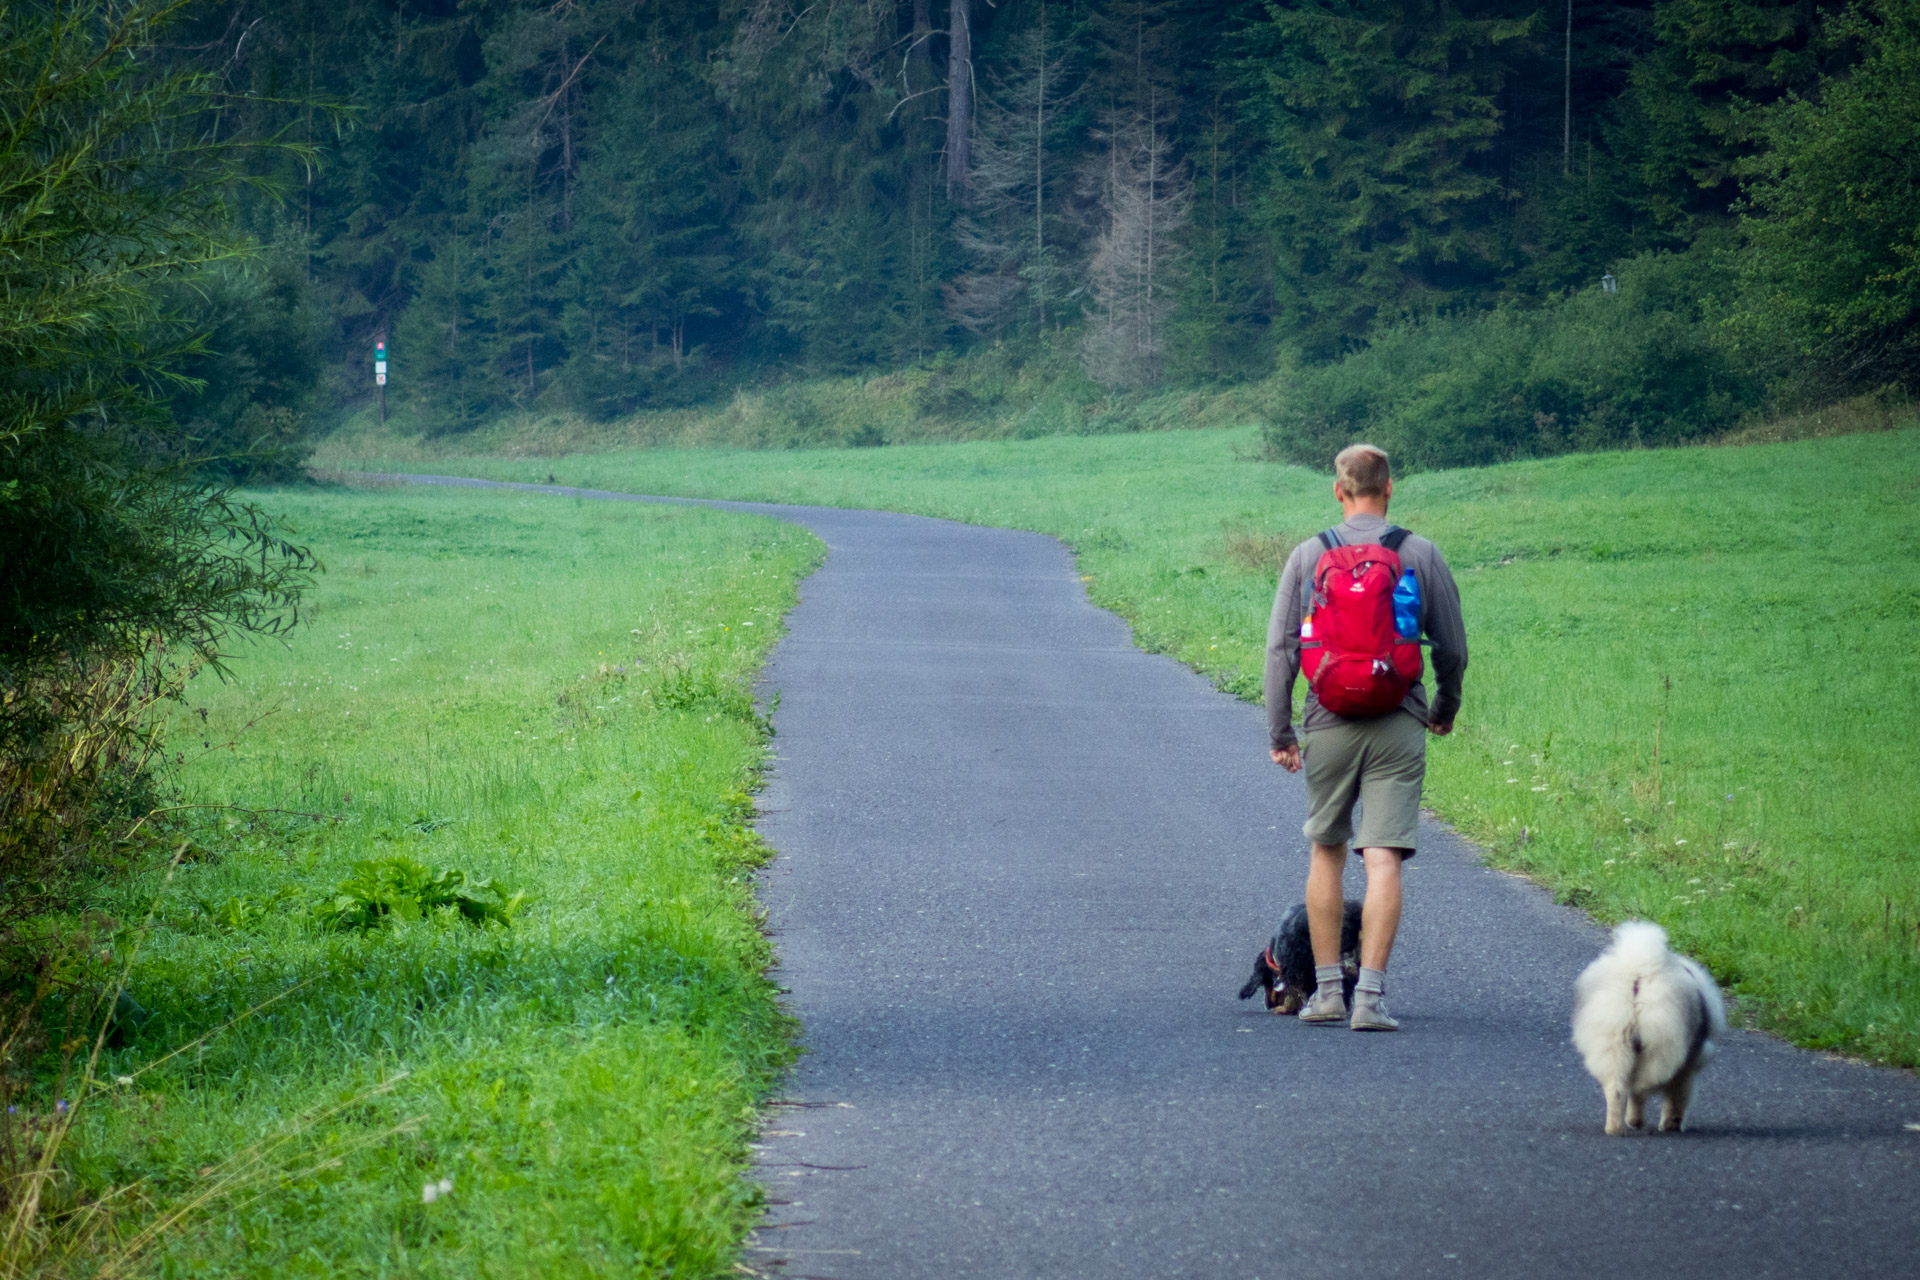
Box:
[1333,443,1391,499]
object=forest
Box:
[155,0,1920,464]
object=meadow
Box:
[327,424,1920,1067]
[60,485,820,1275]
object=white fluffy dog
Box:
[1572,921,1727,1136]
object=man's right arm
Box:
[1265,548,1306,751]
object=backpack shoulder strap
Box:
[1316,528,1342,552]
[1380,526,1411,552]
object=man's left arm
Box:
[1421,546,1468,730]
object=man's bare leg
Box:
[1350,846,1405,1030]
[1357,846,1404,971]
[1306,841,1349,965]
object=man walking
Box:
[1265,444,1467,1030]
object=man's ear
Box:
[1383,479,1393,501]
[1332,479,1347,503]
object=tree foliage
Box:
[1736,0,1920,391]
[0,0,315,706]
[87,0,1920,434]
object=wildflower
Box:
[1675,839,1688,846]
[1531,786,1548,792]
[116,1075,133,1087]
[1506,778,1518,784]
[422,1175,454,1203]
[55,1101,66,1113]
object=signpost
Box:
[375,333,389,426]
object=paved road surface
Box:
[385,475,1920,1280]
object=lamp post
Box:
[375,333,388,426]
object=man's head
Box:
[1333,443,1392,512]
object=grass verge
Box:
[59,484,820,1275]
[332,425,1920,1068]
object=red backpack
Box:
[1300,527,1423,718]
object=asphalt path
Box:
[378,474,1919,1280]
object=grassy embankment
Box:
[328,425,1920,1068]
[66,486,819,1275]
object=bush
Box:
[0,654,184,945]
[0,0,320,1115]
[1264,251,1764,470]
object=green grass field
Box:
[66,485,820,1275]
[330,425,1920,1068]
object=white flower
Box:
[422,1183,438,1204]
[115,1075,133,1087]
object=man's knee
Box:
[1359,846,1406,890]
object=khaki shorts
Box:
[1301,710,1427,854]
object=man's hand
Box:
[1428,720,1454,737]
[1271,744,1302,772]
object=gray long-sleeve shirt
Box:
[1264,512,1468,750]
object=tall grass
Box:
[346,425,1920,1067]
[37,486,820,1275]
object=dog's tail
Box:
[1237,948,1275,1001]
[1609,919,1672,971]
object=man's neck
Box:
[1339,500,1390,522]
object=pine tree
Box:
[1167,93,1272,380]
[945,0,1083,336]
[564,22,739,414]
[1244,0,1533,357]
[1612,0,1842,234]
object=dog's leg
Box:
[1603,1082,1629,1137]
[1624,1091,1646,1131]
[1659,1071,1696,1132]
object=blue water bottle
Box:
[1392,569,1421,639]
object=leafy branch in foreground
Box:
[0,0,322,698]
[0,0,327,1154]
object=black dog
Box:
[1237,899,1363,1015]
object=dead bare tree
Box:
[946,0,972,202]
[1081,90,1190,388]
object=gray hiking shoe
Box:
[1349,991,1400,1032]
[1297,987,1348,1023]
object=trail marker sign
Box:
[374,332,389,426]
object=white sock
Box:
[1356,967,1386,997]
[1313,964,1345,995]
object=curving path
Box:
[380,475,1919,1280]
